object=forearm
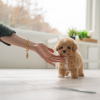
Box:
[0,33,36,51]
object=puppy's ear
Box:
[55,45,59,51]
[72,42,78,52]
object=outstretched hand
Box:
[34,43,64,66]
[0,33,64,66]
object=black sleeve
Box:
[0,23,16,46]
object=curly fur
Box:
[55,37,84,78]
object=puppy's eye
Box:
[59,47,63,49]
[67,47,71,49]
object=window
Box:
[0,0,86,35]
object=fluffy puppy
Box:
[55,37,84,78]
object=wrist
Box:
[29,41,37,51]
[29,42,43,52]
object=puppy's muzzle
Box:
[63,50,66,53]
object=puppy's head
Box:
[55,37,78,57]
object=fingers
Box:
[51,54,64,58]
[41,55,63,66]
[46,59,55,66]
[44,57,55,66]
[43,55,63,66]
[51,54,64,60]
[51,57,64,61]
[36,44,64,66]
[36,50,55,66]
[48,48,54,53]
[48,57,62,62]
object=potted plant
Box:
[77,30,97,43]
[77,30,89,40]
[67,28,78,40]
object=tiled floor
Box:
[0,69,100,100]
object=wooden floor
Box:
[0,69,100,100]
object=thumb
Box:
[48,47,54,53]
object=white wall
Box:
[86,0,100,69]
[0,29,60,69]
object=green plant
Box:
[78,30,89,40]
[67,28,78,37]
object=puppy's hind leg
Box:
[78,65,84,77]
[71,69,78,78]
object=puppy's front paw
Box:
[72,75,78,79]
[79,73,84,77]
[58,75,64,78]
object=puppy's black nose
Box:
[63,50,66,53]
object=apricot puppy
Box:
[55,37,84,78]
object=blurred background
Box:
[0,0,86,34]
[0,0,100,69]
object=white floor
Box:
[0,69,100,100]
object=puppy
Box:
[55,37,84,78]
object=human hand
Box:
[0,33,64,66]
[34,43,64,66]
